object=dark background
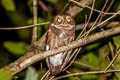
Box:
[0,0,120,80]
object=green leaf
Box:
[113,35,120,49]
[98,45,110,62]
[98,73,111,80]
[86,43,100,50]
[0,70,14,80]
[115,72,120,80]
[12,76,18,80]
[1,0,16,11]
[115,53,120,64]
[81,74,98,80]
[25,67,38,80]
[37,68,47,79]
[100,59,109,70]
[27,0,33,13]
[4,41,30,56]
[87,52,99,67]
[68,76,77,80]
[46,0,58,4]
[114,52,120,69]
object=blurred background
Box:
[0,0,120,80]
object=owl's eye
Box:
[57,17,62,23]
[66,18,71,23]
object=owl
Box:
[46,13,75,75]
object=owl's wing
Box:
[46,33,74,75]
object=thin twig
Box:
[63,0,95,71]
[97,0,115,73]
[32,0,38,43]
[44,71,51,80]
[79,0,95,37]
[38,0,48,12]
[54,69,120,80]
[63,48,81,71]
[40,70,49,80]
[70,0,120,15]
[108,42,114,59]
[66,70,81,80]
[85,0,109,37]
[60,0,71,13]
[0,22,49,30]
[76,21,119,30]
[107,56,116,69]
[67,0,93,16]
[104,49,120,72]
[74,61,99,70]
[80,9,120,38]
[49,76,55,80]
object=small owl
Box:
[46,13,75,75]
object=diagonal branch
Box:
[1,26,120,75]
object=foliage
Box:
[1,0,16,11]
[0,0,120,80]
[4,41,30,56]
[0,70,14,80]
[25,67,38,80]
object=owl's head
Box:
[50,13,75,30]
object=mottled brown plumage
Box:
[46,13,75,75]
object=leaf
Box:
[4,41,30,56]
[12,76,18,80]
[98,73,111,80]
[68,76,77,80]
[1,0,16,11]
[87,52,99,67]
[46,0,58,4]
[86,43,100,51]
[113,35,120,49]
[0,70,14,80]
[100,59,109,70]
[114,52,120,69]
[25,67,38,80]
[27,0,33,13]
[115,72,120,80]
[81,74,98,80]
[115,53,120,64]
[98,45,110,62]
[37,68,47,79]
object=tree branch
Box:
[1,26,120,75]
[0,22,49,30]
[32,0,38,43]
[54,69,120,80]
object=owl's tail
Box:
[49,65,62,75]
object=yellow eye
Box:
[57,17,62,23]
[66,18,71,23]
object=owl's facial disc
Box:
[51,14,75,30]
